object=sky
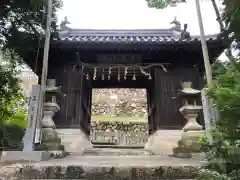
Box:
[58,0,221,35]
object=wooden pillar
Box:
[88,88,92,123]
[85,83,92,135]
[146,88,152,135]
[74,65,84,127]
[152,67,162,131]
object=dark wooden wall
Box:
[149,67,204,130]
[50,64,204,132]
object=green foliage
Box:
[146,0,186,9]
[209,68,240,140]
[0,0,62,60]
[0,0,63,151]
[0,110,26,150]
[197,169,231,180]
[211,60,228,79]
[0,50,27,150]
[222,0,240,40]
[0,124,25,150]
[4,111,27,129]
[197,65,240,180]
[0,50,22,122]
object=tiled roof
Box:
[56,28,221,44]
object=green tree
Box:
[0,0,62,59]
[196,65,240,180]
[0,50,22,122]
[0,0,62,113]
[0,0,62,150]
[0,0,62,123]
[212,60,228,78]
[223,0,240,40]
[146,0,186,9]
[0,50,26,150]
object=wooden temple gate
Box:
[50,63,204,136]
[32,28,225,137]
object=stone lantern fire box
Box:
[173,81,205,155]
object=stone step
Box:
[82,148,155,156]
[9,155,200,179]
[93,144,144,148]
[56,129,91,152]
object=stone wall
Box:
[91,89,147,116]
[91,89,148,146]
[91,120,148,146]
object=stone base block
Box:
[1,151,50,162]
[40,127,65,155]
[180,130,205,151]
[172,130,205,157]
[41,128,61,144]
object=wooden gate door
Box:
[151,67,162,130]
[147,81,155,135]
[77,66,92,136]
[52,62,93,134]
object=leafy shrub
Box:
[0,124,25,150]
[197,66,240,180]
[0,110,26,150]
[4,110,27,129]
[0,50,28,152]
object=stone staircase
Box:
[82,147,155,156]
[1,149,203,179]
[0,130,200,179]
[4,156,199,179]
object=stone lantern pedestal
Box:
[180,106,203,132]
[176,106,204,153]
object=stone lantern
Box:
[39,79,65,157]
[173,81,204,156]
[179,81,203,131]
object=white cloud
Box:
[58,0,220,35]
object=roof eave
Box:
[51,38,225,51]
